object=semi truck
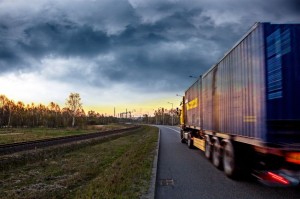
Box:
[179,22,300,186]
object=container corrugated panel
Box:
[202,71,213,130]
[264,24,300,143]
[185,79,201,128]
[202,22,300,143]
[202,23,267,140]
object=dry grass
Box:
[0,125,158,199]
[0,124,128,144]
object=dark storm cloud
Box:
[98,8,241,91]
[0,44,20,71]
[0,21,111,72]
[0,0,299,93]
[0,23,22,71]
[267,0,300,17]
[20,22,110,57]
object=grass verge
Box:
[0,125,158,199]
[0,124,129,144]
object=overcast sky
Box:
[0,0,299,115]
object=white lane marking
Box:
[163,126,180,134]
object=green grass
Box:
[0,126,158,199]
[0,124,128,144]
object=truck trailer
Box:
[179,22,300,186]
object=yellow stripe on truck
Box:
[193,138,205,151]
[186,98,198,110]
[243,115,256,123]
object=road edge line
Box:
[143,128,160,199]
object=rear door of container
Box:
[264,24,300,143]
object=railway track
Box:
[0,126,140,155]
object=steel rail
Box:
[0,126,140,155]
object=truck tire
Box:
[187,134,194,149]
[205,136,212,159]
[223,141,238,178]
[212,138,222,169]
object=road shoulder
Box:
[142,128,161,199]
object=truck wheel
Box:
[187,135,193,149]
[205,136,212,159]
[223,141,238,178]
[180,130,185,143]
[212,138,222,169]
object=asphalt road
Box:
[155,125,300,199]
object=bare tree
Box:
[65,93,82,127]
[7,100,14,127]
[0,95,8,126]
[16,101,25,127]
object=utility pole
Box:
[162,108,164,125]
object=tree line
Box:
[0,93,180,128]
[142,108,180,125]
[0,93,117,128]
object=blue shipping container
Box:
[200,22,300,145]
